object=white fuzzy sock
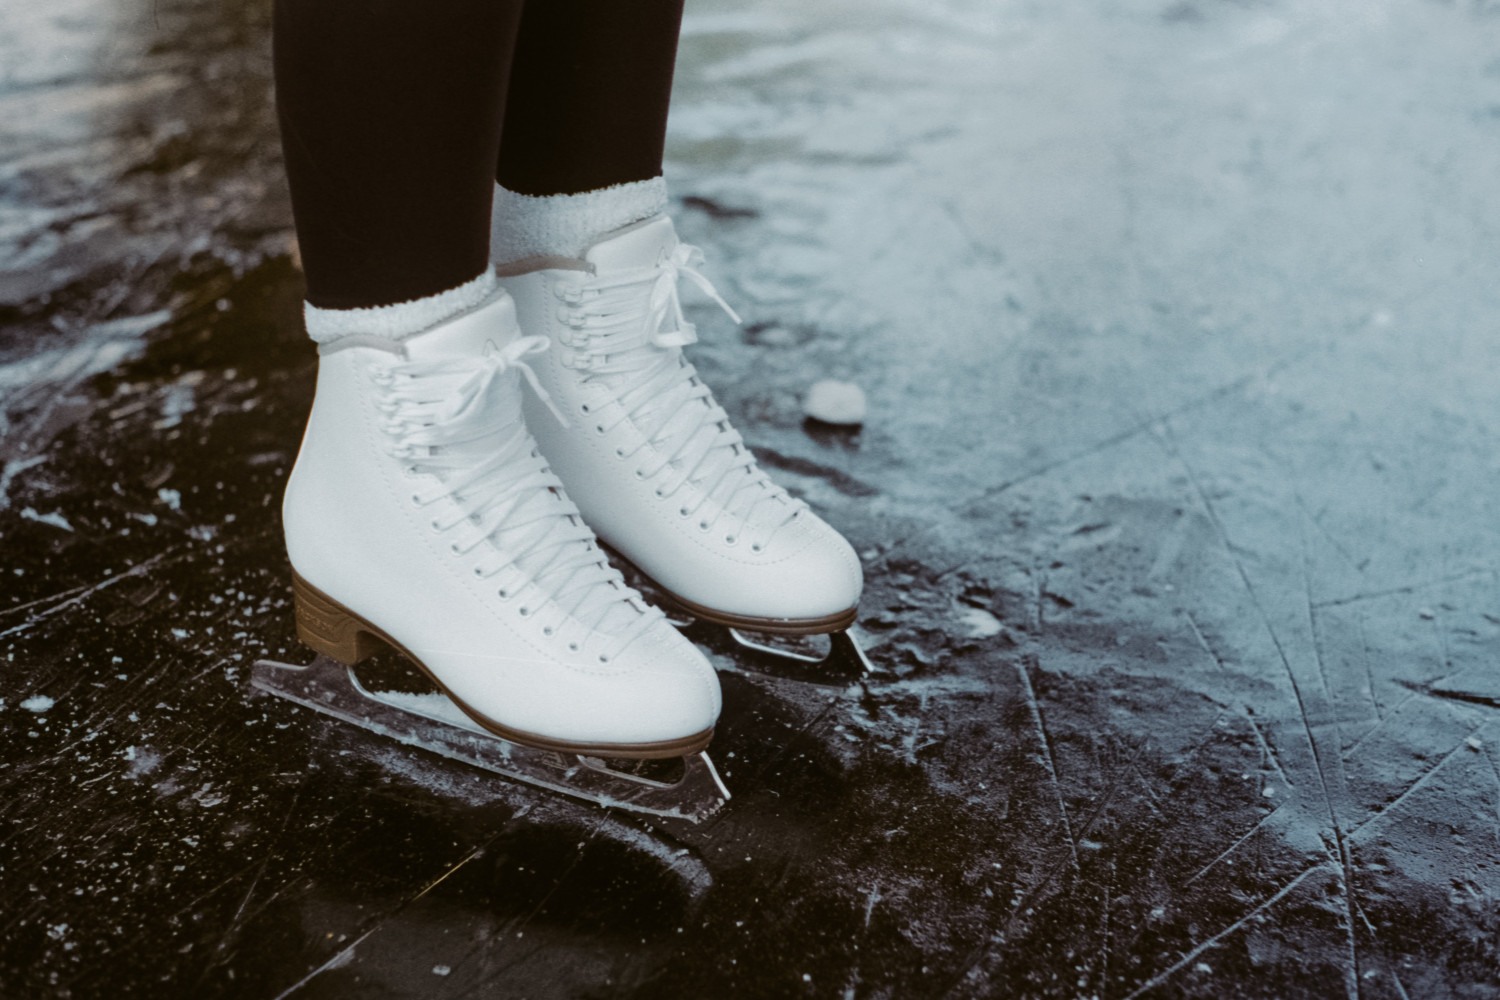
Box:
[303,269,497,344]
[490,177,668,267]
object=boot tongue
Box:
[401,290,519,363]
[584,215,678,273]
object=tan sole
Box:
[663,588,859,637]
[291,571,714,760]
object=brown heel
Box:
[292,572,383,665]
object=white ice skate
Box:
[496,216,869,681]
[254,290,729,822]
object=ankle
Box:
[490,177,667,268]
[303,269,497,344]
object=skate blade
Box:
[665,615,873,687]
[250,656,730,824]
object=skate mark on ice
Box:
[1183,805,1286,886]
[194,789,306,990]
[1311,568,1495,610]
[1353,899,1415,1000]
[1482,742,1500,842]
[961,356,1299,513]
[1405,681,1500,712]
[1125,758,1167,818]
[1181,612,1296,790]
[1181,611,1226,671]
[1300,522,1366,998]
[1159,424,1362,998]
[864,358,1302,575]
[1015,656,1079,872]
[1286,481,1365,574]
[1340,673,1476,761]
[1347,718,1493,842]
[0,549,177,639]
[270,838,499,1000]
[1121,863,1329,1000]
[1358,613,1383,722]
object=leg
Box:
[489,3,866,669]
[490,0,685,266]
[270,0,722,759]
[274,0,521,310]
[497,0,685,197]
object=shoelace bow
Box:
[557,242,808,547]
[374,335,659,659]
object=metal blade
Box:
[702,626,872,687]
[250,656,730,823]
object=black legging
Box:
[273,0,685,311]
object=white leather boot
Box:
[282,290,721,757]
[496,216,863,635]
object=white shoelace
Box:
[373,335,660,660]
[555,242,808,549]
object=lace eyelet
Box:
[497,588,509,599]
[595,424,606,435]
[680,507,690,517]
[472,566,482,576]
[698,520,709,531]
[598,654,610,663]
[615,448,625,458]
[752,543,763,552]
[430,520,441,531]
[634,469,645,480]
[543,626,554,637]
[568,642,579,652]
[654,488,664,498]
[580,403,590,414]
[451,543,461,553]
[519,606,530,617]
[725,535,736,545]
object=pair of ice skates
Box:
[253,216,865,821]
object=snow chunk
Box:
[157,488,182,511]
[803,379,867,426]
[21,695,55,713]
[957,606,1003,639]
[432,966,452,977]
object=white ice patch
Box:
[0,313,162,399]
[20,507,72,531]
[156,381,196,429]
[122,745,163,778]
[21,695,55,713]
[157,488,182,511]
[956,606,1003,639]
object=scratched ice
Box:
[4,0,1500,995]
